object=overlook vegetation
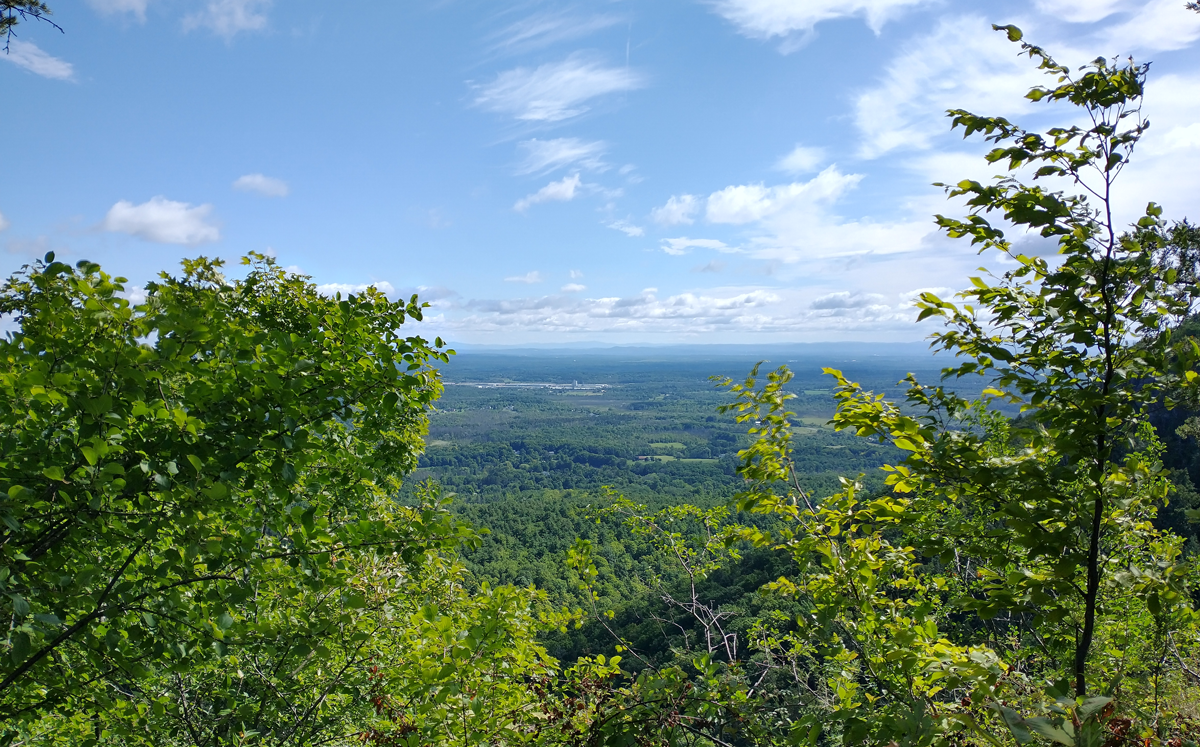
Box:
[4,23,1200,747]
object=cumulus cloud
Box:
[428,285,932,339]
[561,283,587,292]
[2,40,74,80]
[315,281,397,298]
[86,0,149,20]
[102,197,220,246]
[662,166,935,269]
[776,145,825,174]
[607,220,644,237]
[661,237,735,256]
[516,138,607,175]
[711,0,932,43]
[233,173,289,197]
[651,194,700,225]
[473,52,644,122]
[514,174,582,211]
[505,271,544,284]
[810,290,888,310]
[707,166,863,224]
[183,0,270,39]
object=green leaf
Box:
[1026,717,1075,746]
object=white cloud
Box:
[1032,0,1129,23]
[561,283,587,292]
[607,220,644,237]
[651,194,700,225]
[315,281,398,298]
[505,271,544,284]
[516,138,607,175]
[473,52,644,122]
[233,173,289,197]
[102,196,220,246]
[0,211,9,232]
[86,0,149,20]
[1112,71,1200,225]
[183,0,270,39]
[776,145,825,174]
[514,174,582,211]
[2,40,74,80]
[853,17,1048,160]
[570,269,584,279]
[1097,0,1200,53]
[661,237,735,255]
[707,166,863,224]
[711,0,932,42]
[489,10,623,54]
[120,285,150,305]
[810,290,887,309]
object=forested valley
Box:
[4,16,1200,747]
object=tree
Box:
[706,24,1200,745]
[0,253,458,734]
[1,1,59,52]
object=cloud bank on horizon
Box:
[2,0,1198,343]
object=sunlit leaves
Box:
[0,251,455,733]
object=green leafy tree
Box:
[702,25,1200,746]
[0,253,456,734]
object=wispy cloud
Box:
[606,219,644,237]
[651,194,700,226]
[86,0,149,21]
[489,9,624,54]
[561,283,587,292]
[233,173,289,197]
[693,260,726,273]
[661,237,734,256]
[1097,0,1200,53]
[505,271,544,284]
[570,269,584,279]
[711,0,931,44]
[514,174,582,211]
[473,52,644,122]
[853,17,1045,160]
[516,138,607,175]
[183,0,271,39]
[2,40,74,80]
[102,196,220,246]
[0,211,9,232]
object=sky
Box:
[2,0,1199,344]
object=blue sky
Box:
[3,0,1199,343]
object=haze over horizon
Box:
[3,0,1199,344]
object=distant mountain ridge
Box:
[445,341,938,359]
